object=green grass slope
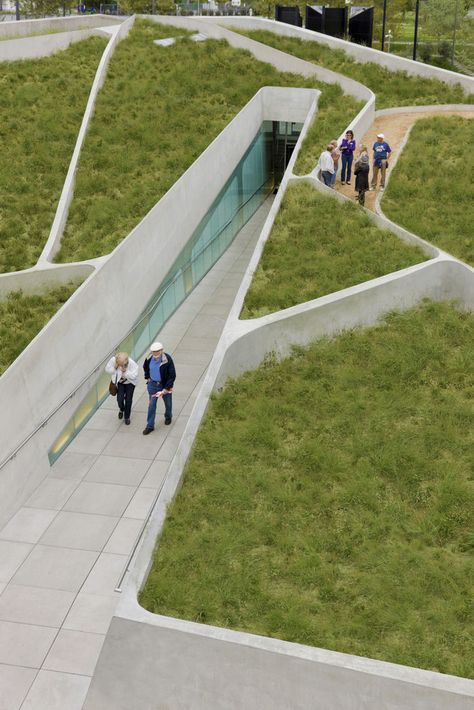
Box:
[0,37,106,273]
[55,19,362,262]
[242,182,427,318]
[141,300,474,679]
[0,283,80,375]
[382,116,474,264]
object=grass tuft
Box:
[141,300,474,679]
[0,38,106,273]
[241,182,427,318]
[382,116,474,264]
[0,282,80,375]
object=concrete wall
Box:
[0,86,318,526]
[38,15,135,263]
[0,27,108,62]
[0,13,122,38]
[0,263,94,299]
[192,16,474,94]
[84,616,474,710]
[216,258,474,388]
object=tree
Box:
[423,0,463,40]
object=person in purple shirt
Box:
[371,132,392,191]
[339,130,356,185]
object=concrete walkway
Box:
[0,199,271,710]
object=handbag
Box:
[109,371,119,396]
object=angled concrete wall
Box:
[38,15,135,264]
[192,16,474,94]
[0,27,109,62]
[85,615,474,710]
[0,13,122,39]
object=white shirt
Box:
[105,356,139,387]
[316,150,335,174]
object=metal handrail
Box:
[0,178,271,472]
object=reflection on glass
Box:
[49,120,301,464]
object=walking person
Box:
[143,342,176,435]
[315,145,335,187]
[330,139,341,187]
[105,352,138,425]
[339,130,356,185]
[354,146,370,206]
[370,132,392,191]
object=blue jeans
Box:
[341,154,353,182]
[321,170,333,187]
[146,380,172,428]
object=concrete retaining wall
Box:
[0,263,94,299]
[0,27,109,62]
[216,258,474,388]
[0,13,121,38]
[84,615,474,710]
[38,15,135,264]
[0,86,318,526]
[193,16,474,94]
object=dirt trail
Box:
[335,109,474,212]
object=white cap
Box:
[150,342,163,352]
[377,133,384,139]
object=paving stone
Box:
[43,629,105,676]
[25,478,79,510]
[11,545,98,593]
[21,670,90,710]
[0,585,74,627]
[123,487,158,520]
[0,541,33,584]
[63,482,136,517]
[39,512,119,552]
[63,593,118,634]
[81,553,127,596]
[0,664,36,710]
[48,452,97,481]
[0,620,57,667]
[103,518,143,556]
[0,508,57,544]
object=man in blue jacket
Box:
[370,132,392,191]
[143,342,176,435]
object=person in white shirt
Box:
[315,145,335,187]
[105,352,139,425]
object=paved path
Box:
[0,199,271,710]
[335,108,474,211]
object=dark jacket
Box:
[354,160,369,192]
[143,352,176,390]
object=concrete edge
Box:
[199,16,474,93]
[36,15,136,265]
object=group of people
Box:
[105,342,176,435]
[316,130,392,206]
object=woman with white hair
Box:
[105,352,139,425]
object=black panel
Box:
[323,6,347,38]
[349,6,374,46]
[305,5,323,32]
[275,5,303,26]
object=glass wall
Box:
[48,121,300,463]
